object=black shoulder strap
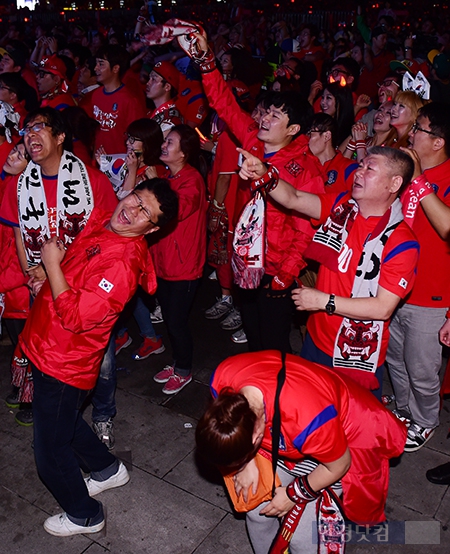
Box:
[271,350,286,497]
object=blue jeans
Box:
[156,278,200,376]
[91,332,116,423]
[117,289,156,338]
[32,365,116,519]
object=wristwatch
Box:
[325,294,336,315]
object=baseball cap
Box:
[153,61,180,91]
[428,49,450,80]
[39,54,67,80]
[389,59,420,76]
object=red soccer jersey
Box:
[307,192,420,364]
[90,84,147,155]
[406,158,450,307]
[323,151,358,194]
[210,350,406,524]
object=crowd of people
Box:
[0,2,449,550]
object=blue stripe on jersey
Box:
[383,240,420,264]
[331,191,350,211]
[292,404,338,450]
[187,93,206,105]
[444,185,450,198]
[344,163,358,182]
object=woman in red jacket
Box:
[150,124,207,395]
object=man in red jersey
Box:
[88,45,146,155]
[387,102,450,452]
[18,179,178,537]
[238,145,420,399]
[36,55,76,111]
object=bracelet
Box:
[346,140,356,151]
[137,15,146,22]
[355,141,366,150]
[213,199,225,209]
[251,163,280,194]
[286,475,321,504]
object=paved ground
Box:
[1,274,449,553]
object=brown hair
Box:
[196,388,257,472]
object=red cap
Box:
[153,61,180,91]
[39,54,67,80]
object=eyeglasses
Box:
[131,191,158,225]
[37,70,51,79]
[124,133,141,145]
[19,121,49,137]
[411,122,441,137]
[328,68,350,78]
[0,83,13,92]
[377,79,400,88]
[307,128,322,136]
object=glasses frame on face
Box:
[131,191,158,226]
[0,83,13,92]
[307,128,322,136]
[328,68,350,78]
[377,79,400,88]
[19,121,50,137]
[37,70,52,79]
[124,133,142,145]
[411,122,441,137]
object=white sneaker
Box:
[231,329,248,344]
[85,461,130,497]
[44,512,105,536]
[150,303,164,324]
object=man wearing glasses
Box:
[17,178,178,537]
[0,107,117,428]
[387,102,450,452]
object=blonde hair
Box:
[391,91,426,148]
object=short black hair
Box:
[23,107,72,152]
[135,178,179,227]
[0,72,39,111]
[418,102,450,157]
[331,57,361,91]
[271,91,314,136]
[310,112,339,149]
[96,44,130,78]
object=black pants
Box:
[156,278,200,375]
[239,274,295,354]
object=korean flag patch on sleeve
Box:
[98,278,114,293]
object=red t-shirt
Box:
[307,193,419,363]
[406,159,450,307]
[89,84,147,155]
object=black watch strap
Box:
[325,294,336,315]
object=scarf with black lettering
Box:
[17,151,93,267]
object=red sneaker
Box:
[162,373,192,395]
[132,336,165,360]
[153,365,175,383]
[115,332,132,355]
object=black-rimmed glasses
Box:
[411,122,441,137]
[131,191,158,225]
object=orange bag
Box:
[222,451,282,512]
